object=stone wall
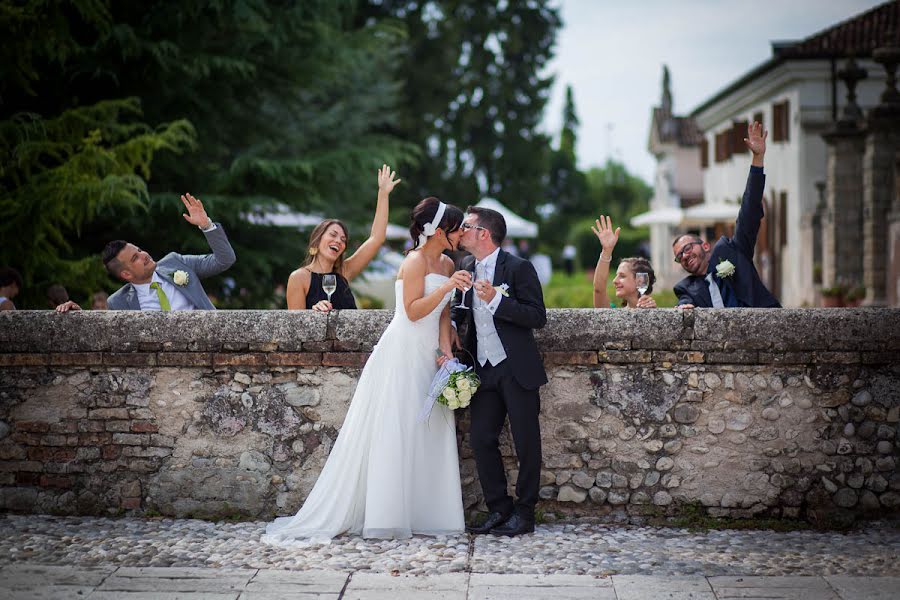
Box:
[1,309,898,523]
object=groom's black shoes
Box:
[490,513,535,537]
[466,511,511,535]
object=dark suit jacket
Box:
[451,250,548,390]
[674,167,780,308]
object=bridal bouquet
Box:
[418,358,481,422]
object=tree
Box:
[359,1,561,219]
[0,1,196,308]
[541,84,589,252]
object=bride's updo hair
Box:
[409,197,464,249]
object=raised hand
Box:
[591,215,620,251]
[744,121,767,158]
[181,193,212,229]
[377,164,401,193]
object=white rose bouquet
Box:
[418,357,481,422]
[438,368,479,410]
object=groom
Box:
[453,206,547,536]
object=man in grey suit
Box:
[56,194,236,311]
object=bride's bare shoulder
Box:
[440,254,456,276]
[397,250,426,280]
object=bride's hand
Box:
[436,347,453,366]
[444,270,472,293]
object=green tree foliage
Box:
[585,159,652,225]
[1,1,196,308]
[359,0,561,220]
[541,84,589,252]
[568,159,652,268]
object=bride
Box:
[264,196,471,542]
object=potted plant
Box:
[844,286,866,307]
[820,285,845,307]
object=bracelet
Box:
[598,254,612,263]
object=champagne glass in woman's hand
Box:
[454,269,474,310]
[322,274,337,305]
[635,272,649,296]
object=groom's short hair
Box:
[102,240,128,277]
[466,206,506,246]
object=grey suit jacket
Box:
[107,224,237,310]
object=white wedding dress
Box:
[263,274,464,542]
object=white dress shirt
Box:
[133,271,194,311]
[472,247,507,367]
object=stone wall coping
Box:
[1,308,898,356]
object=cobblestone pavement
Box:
[2,515,899,578]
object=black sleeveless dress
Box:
[305,271,357,309]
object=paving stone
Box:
[0,586,98,599]
[612,575,715,600]
[89,594,240,600]
[0,564,115,586]
[244,569,347,593]
[709,575,839,599]
[825,576,900,600]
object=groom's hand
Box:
[474,278,496,302]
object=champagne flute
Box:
[322,274,337,305]
[457,269,474,310]
[635,272,650,297]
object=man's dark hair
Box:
[466,206,506,245]
[672,233,703,248]
[102,240,128,276]
[0,266,23,290]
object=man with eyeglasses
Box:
[671,121,780,309]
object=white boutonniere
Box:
[715,259,736,279]
[173,270,190,286]
[493,283,510,297]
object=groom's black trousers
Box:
[469,359,541,522]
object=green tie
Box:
[150,282,171,311]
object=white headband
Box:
[417,201,447,248]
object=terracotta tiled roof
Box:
[776,0,900,59]
[653,108,703,147]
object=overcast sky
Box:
[541,0,888,183]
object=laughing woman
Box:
[287,165,400,311]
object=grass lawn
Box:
[542,271,678,309]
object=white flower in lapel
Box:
[173,270,190,286]
[493,283,510,297]
[715,259,736,279]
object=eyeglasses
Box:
[674,241,701,263]
[461,223,487,232]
